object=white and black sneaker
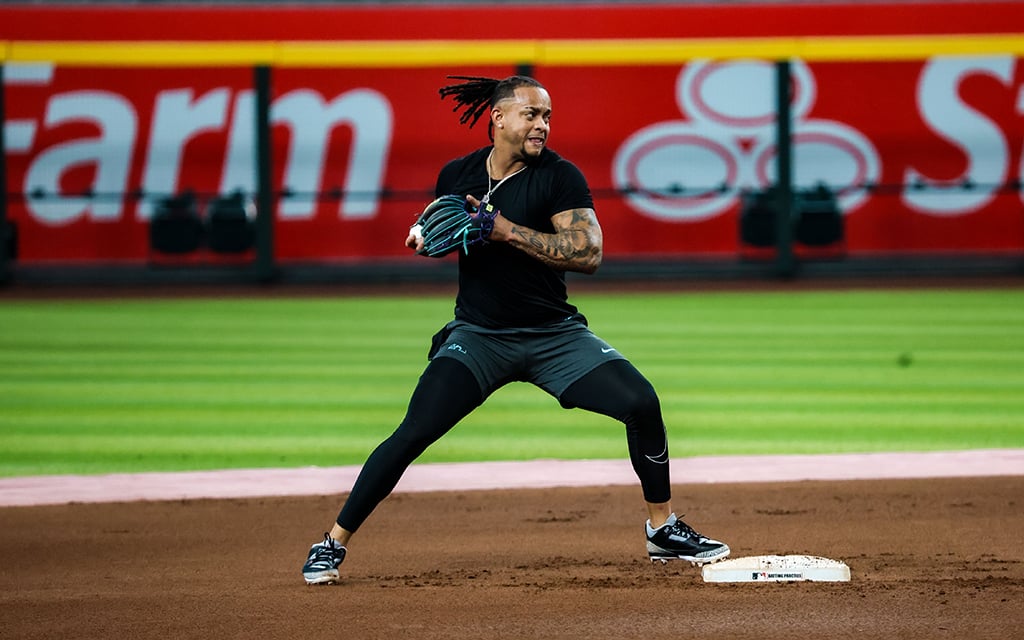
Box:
[646,513,730,566]
[302,533,347,585]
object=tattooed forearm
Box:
[503,208,603,274]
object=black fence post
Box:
[516,63,534,77]
[775,59,796,278]
[0,64,10,285]
[254,64,276,283]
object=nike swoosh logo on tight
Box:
[645,443,669,464]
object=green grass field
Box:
[1,288,1022,478]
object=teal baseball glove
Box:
[413,195,499,258]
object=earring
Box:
[498,124,503,128]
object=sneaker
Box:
[302,533,347,585]
[646,513,730,566]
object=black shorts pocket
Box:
[428,322,456,360]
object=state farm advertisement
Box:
[5,56,1024,263]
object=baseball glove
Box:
[413,195,499,257]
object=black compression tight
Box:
[559,359,672,505]
[336,358,671,533]
[336,358,483,532]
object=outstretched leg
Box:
[333,357,484,542]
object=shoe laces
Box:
[311,533,341,563]
[669,516,704,541]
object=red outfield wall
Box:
[3,2,1024,264]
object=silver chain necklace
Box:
[483,149,527,205]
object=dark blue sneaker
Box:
[646,513,730,566]
[302,533,346,585]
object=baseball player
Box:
[302,75,730,584]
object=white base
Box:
[701,555,851,583]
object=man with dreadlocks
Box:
[301,75,730,585]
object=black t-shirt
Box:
[434,146,595,329]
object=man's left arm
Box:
[490,206,603,274]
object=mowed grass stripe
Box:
[1,289,1021,477]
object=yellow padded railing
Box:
[3,34,1024,67]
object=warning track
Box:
[1,448,1021,507]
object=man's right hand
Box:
[406,224,425,252]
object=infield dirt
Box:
[2,475,1021,639]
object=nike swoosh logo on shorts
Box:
[601,347,616,353]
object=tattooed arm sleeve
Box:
[496,207,603,274]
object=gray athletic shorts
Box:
[429,315,627,400]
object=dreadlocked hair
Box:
[439,75,545,133]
